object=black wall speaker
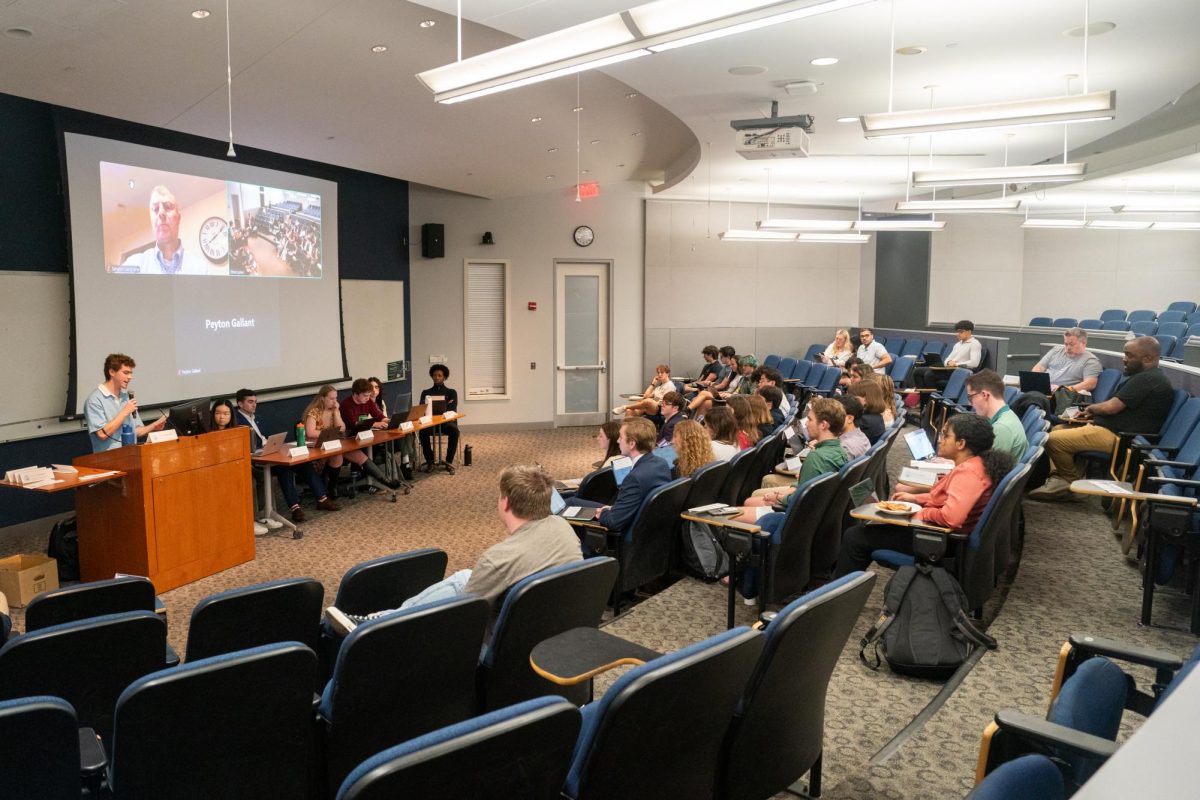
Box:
[421,223,445,258]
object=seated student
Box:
[571,418,673,537]
[327,382,402,490]
[877,373,898,426]
[303,385,394,495]
[820,328,856,368]
[847,380,887,444]
[418,363,461,472]
[208,398,238,432]
[1031,327,1103,412]
[735,397,849,522]
[835,395,871,459]
[752,366,792,416]
[914,320,982,398]
[615,364,676,418]
[688,352,752,418]
[965,369,1027,461]
[856,327,892,374]
[704,407,741,461]
[746,393,776,440]
[236,388,339,523]
[656,391,687,446]
[836,414,1013,575]
[369,376,414,481]
[689,345,725,392]
[325,465,582,635]
[672,419,717,478]
[847,362,875,386]
[838,355,865,389]
[594,420,623,468]
[728,395,760,450]
[758,384,786,429]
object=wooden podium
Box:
[73,427,255,593]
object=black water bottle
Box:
[464,444,473,466]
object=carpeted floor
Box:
[1,424,1195,798]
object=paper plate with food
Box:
[875,500,922,517]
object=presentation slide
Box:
[64,133,345,414]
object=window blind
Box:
[465,261,507,396]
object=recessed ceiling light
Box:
[631,131,641,136]
[191,9,211,19]
[4,27,33,38]
[1064,21,1115,37]
[836,116,858,123]
[419,19,436,28]
[545,175,554,180]
[581,169,590,174]
[590,139,600,145]
[572,106,584,113]
[547,147,558,153]
[370,45,388,53]
[530,116,543,123]
[128,180,135,189]
[626,92,639,99]
[896,45,927,56]
[728,65,768,76]
[810,56,838,66]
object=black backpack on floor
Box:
[681,521,729,581]
[47,515,80,582]
[859,563,996,679]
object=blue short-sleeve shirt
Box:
[85,383,142,453]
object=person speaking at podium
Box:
[85,353,167,453]
[419,363,460,473]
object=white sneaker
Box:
[253,521,269,536]
[259,517,283,530]
[1029,475,1071,500]
[743,595,758,606]
[612,405,627,415]
[325,606,362,637]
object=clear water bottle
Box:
[120,419,135,446]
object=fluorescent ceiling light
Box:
[911,162,1087,188]
[719,229,798,242]
[853,220,946,231]
[417,0,872,103]
[895,199,1021,213]
[1087,219,1152,230]
[860,90,1115,138]
[1115,205,1200,214]
[757,218,854,231]
[1150,221,1200,231]
[1021,218,1086,228]
[797,233,871,243]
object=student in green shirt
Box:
[965,369,1028,462]
[735,397,849,522]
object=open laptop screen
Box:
[904,429,936,461]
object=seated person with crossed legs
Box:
[614,364,675,418]
[325,465,581,635]
[418,363,461,473]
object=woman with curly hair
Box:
[672,419,716,478]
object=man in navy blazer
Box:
[582,417,673,535]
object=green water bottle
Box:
[295,423,306,447]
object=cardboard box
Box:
[0,554,59,607]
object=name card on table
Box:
[418,415,433,425]
[356,430,374,441]
[443,410,458,420]
[147,430,178,444]
[322,440,342,452]
[288,446,309,458]
[399,421,414,432]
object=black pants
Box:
[836,522,914,577]
[419,421,460,464]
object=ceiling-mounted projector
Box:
[731,102,814,159]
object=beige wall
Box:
[931,215,1200,325]
[408,181,647,427]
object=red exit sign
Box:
[576,182,600,198]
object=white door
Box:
[555,262,610,427]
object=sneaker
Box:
[259,517,283,531]
[317,498,341,511]
[612,405,627,415]
[325,606,367,637]
[291,506,307,523]
[743,596,758,606]
[253,521,269,536]
[1028,476,1072,501]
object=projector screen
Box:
[63,133,345,414]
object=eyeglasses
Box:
[965,390,984,401]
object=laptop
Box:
[848,477,879,508]
[386,411,410,429]
[253,431,287,457]
[405,403,428,422]
[426,395,448,415]
[346,415,378,435]
[652,444,677,469]
[922,351,944,367]
[785,421,808,454]
[553,488,598,521]
[611,456,633,486]
[904,429,936,462]
[311,426,342,447]
[1019,370,1052,395]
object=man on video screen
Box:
[120,185,209,275]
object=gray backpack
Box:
[681,521,729,581]
[859,563,996,679]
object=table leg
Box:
[260,464,301,540]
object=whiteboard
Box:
[341,279,407,381]
[0,272,72,428]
